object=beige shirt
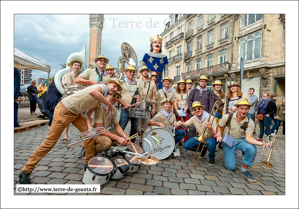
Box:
[94,105,118,128]
[218,113,254,139]
[61,84,107,114]
[151,112,177,127]
[156,89,176,112]
[185,115,217,138]
[137,78,156,100]
[79,68,110,83]
[64,72,78,86]
[174,92,188,109]
[120,79,139,104]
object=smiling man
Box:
[19,79,122,184]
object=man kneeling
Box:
[85,92,131,154]
[177,101,218,165]
[148,98,186,151]
[214,98,270,182]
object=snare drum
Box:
[129,107,149,118]
[142,126,175,160]
[111,158,130,180]
[82,156,113,185]
[124,153,141,173]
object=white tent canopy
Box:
[14,47,51,73]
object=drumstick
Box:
[128,133,139,140]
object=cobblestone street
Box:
[14,108,285,195]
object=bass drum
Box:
[82,156,113,185]
[142,126,175,160]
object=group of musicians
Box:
[19,36,270,185]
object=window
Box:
[209,14,215,21]
[176,65,181,76]
[187,41,192,52]
[239,31,262,61]
[177,46,181,55]
[186,62,191,72]
[171,16,175,25]
[170,32,174,39]
[207,54,213,67]
[188,21,193,30]
[221,22,228,40]
[198,15,203,28]
[220,49,227,64]
[240,14,263,28]
[196,58,201,70]
[178,14,182,19]
[208,29,214,45]
[178,26,182,34]
[164,67,169,77]
[169,50,173,58]
[197,36,202,50]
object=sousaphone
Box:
[117,42,138,81]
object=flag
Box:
[240,57,244,91]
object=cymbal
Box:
[139,156,159,165]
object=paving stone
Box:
[47,179,68,184]
[104,180,117,187]
[177,169,191,174]
[162,172,176,177]
[133,174,152,180]
[131,177,145,184]
[246,184,264,191]
[31,177,51,184]
[260,180,279,187]
[37,161,52,165]
[260,185,280,192]
[190,170,205,175]
[144,192,158,195]
[188,190,205,195]
[129,183,153,192]
[169,177,184,183]
[169,165,182,169]
[35,166,49,171]
[48,162,65,167]
[148,170,162,175]
[229,188,247,195]
[216,181,232,187]
[151,166,164,171]
[231,182,248,189]
[154,187,170,195]
[260,191,277,195]
[244,189,262,195]
[174,162,187,166]
[164,168,177,173]
[218,176,234,182]
[164,182,179,189]
[101,187,125,195]
[232,177,248,183]
[49,167,65,172]
[147,179,162,187]
[277,186,285,193]
[158,164,169,168]
[185,179,201,184]
[212,186,230,194]
[190,174,205,180]
[205,192,222,195]
[153,175,168,182]
[33,171,51,177]
[205,175,219,181]
[171,188,187,195]
[62,168,80,173]
[177,173,190,178]
[196,185,213,192]
[126,189,143,195]
[117,182,129,189]
[180,183,196,190]
[200,180,217,186]
[48,172,67,179]
[64,174,83,181]
[64,163,79,168]
[136,170,147,174]
[120,176,131,182]
[275,181,285,187]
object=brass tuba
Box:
[261,130,277,169]
[55,45,86,95]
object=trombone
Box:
[261,130,277,169]
[192,100,220,167]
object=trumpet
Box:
[192,100,221,167]
[65,127,107,150]
[261,130,277,169]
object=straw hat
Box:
[197,75,209,82]
[150,72,158,78]
[234,98,253,107]
[161,77,173,83]
[161,98,173,105]
[68,60,82,68]
[227,81,240,89]
[104,78,122,91]
[124,65,137,72]
[177,79,186,84]
[192,101,204,109]
[139,66,150,73]
[105,64,115,70]
[94,54,109,64]
[186,79,193,84]
[212,80,223,86]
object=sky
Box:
[14,14,170,80]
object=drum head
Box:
[125,153,140,165]
[114,158,129,167]
[142,126,175,160]
[88,157,113,175]
[127,143,144,154]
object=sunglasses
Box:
[192,107,202,111]
[230,85,237,88]
[129,70,135,74]
[112,94,121,99]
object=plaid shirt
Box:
[188,87,215,113]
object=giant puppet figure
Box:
[141,34,168,90]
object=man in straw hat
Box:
[156,77,176,112]
[137,66,157,139]
[141,34,168,90]
[187,75,215,140]
[118,65,141,141]
[19,79,122,184]
[148,98,186,154]
[186,79,193,93]
[177,101,218,165]
[84,91,131,155]
[75,54,110,85]
[214,98,271,182]
[105,64,117,78]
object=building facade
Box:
[89,14,104,67]
[160,14,285,101]
[19,69,33,85]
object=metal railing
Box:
[173,75,180,82]
[166,40,173,48]
[208,17,215,24]
[173,53,182,62]
[172,32,184,43]
[184,51,192,60]
[168,56,174,63]
[185,29,193,39]
[207,43,214,48]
